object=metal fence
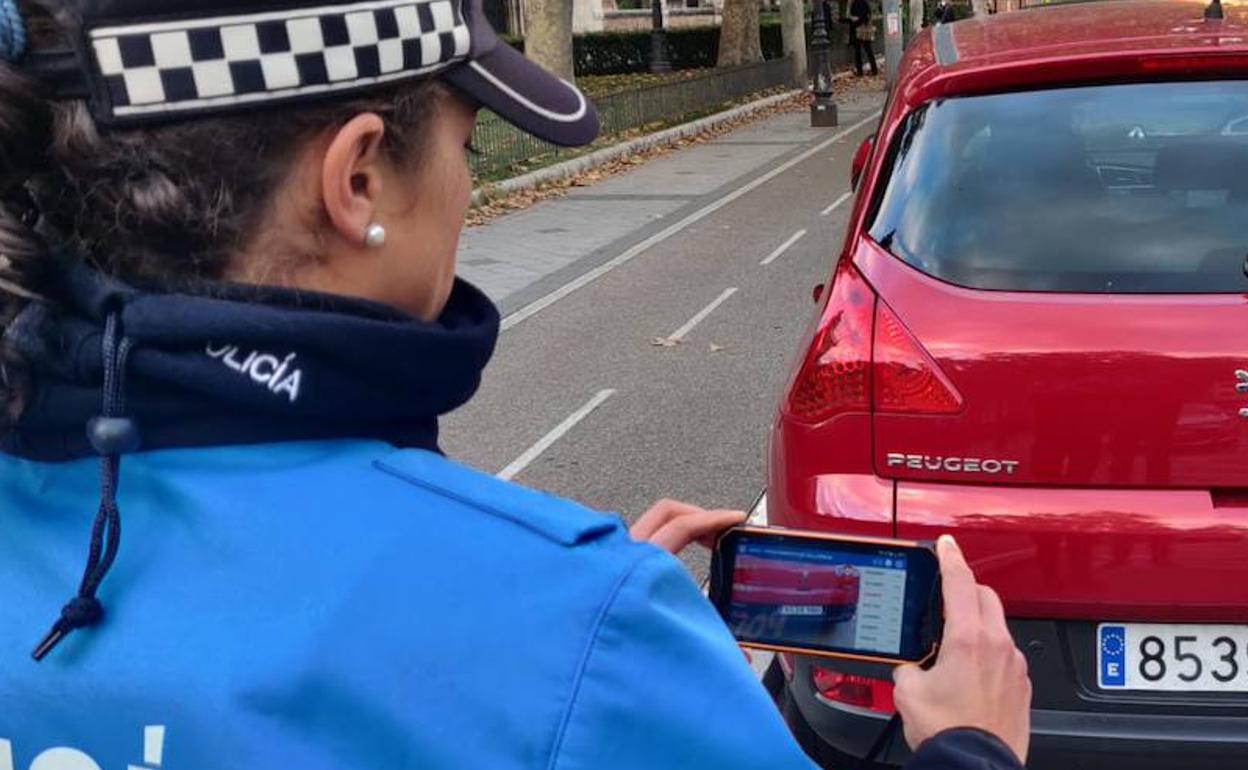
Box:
[471,57,798,182]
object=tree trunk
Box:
[523,0,575,82]
[909,0,924,37]
[717,0,762,67]
[779,0,807,85]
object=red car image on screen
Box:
[731,556,861,623]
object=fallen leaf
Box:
[651,337,682,348]
[710,344,728,353]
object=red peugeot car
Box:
[766,3,1248,768]
[731,555,861,624]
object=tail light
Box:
[812,666,896,715]
[874,301,963,414]
[785,260,961,422]
[786,262,875,422]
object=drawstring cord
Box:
[32,313,138,662]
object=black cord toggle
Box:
[87,416,141,455]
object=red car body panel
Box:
[856,240,1248,491]
[894,482,1248,623]
[770,0,1248,625]
[890,3,1248,112]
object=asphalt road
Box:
[443,99,883,580]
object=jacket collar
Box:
[2,258,500,461]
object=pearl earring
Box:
[364,223,387,248]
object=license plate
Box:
[779,605,823,616]
[1098,623,1248,691]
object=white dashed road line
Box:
[821,191,853,217]
[497,390,617,481]
[500,111,883,332]
[759,230,808,267]
[668,288,739,343]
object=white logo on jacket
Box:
[206,344,303,403]
[1,726,165,770]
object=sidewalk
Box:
[457,81,888,316]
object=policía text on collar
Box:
[206,344,303,403]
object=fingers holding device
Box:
[893,536,1032,765]
[631,500,747,555]
[709,528,1031,766]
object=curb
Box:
[471,64,878,208]
[471,87,805,208]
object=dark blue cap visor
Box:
[443,42,598,148]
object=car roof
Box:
[898,0,1248,106]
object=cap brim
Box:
[443,43,599,148]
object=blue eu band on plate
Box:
[1098,623,1248,692]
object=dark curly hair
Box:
[0,1,448,433]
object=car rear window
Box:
[868,81,1248,293]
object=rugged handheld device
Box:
[709,527,942,665]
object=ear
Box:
[320,113,388,248]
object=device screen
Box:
[709,528,941,663]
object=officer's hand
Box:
[893,536,1032,765]
[630,500,745,555]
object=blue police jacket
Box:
[0,263,1022,770]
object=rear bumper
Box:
[763,472,1248,765]
[789,680,1248,770]
[784,620,1248,770]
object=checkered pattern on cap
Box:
[89,0,471,120]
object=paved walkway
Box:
[444,79,888,561]
[458,84,888,316]
[448,77,887,731]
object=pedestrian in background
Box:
[935,0,958,23]
[0,0,1028,768]
[850,0,881,76]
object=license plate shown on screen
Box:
[780,605,824,616]
[1098,623,1248,691]
[708,526,942,665]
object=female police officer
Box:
[0,1,1030,767]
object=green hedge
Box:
[577,26,716,72]
[504,20,858,76]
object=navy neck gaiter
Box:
[2,258,500,462]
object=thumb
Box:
[893,662,922,689]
